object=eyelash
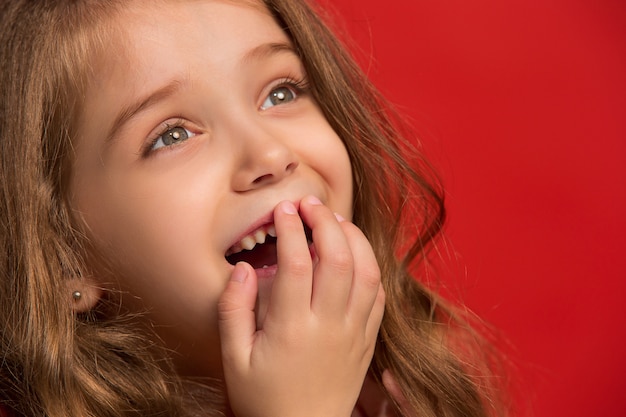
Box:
[141,75,310,157]
[142,118,190,157]
[275,75,309,91]
[263,75,310,105]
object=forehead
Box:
[79,0,292,134]
[103,0,284,64]
[83,0,288,85]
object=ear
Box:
[66,276,103,313]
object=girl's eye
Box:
[260,85,298,110]
[150,126,195,151]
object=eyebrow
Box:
[105,42,297,143]
[242,42,298,65]
[106,80,184,143]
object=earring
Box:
[72,290,82,301]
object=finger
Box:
[299,195,354,318]
[266,200,313,322]
[217,262,258,367]
[337,220,383,327]
[365,283,385,345]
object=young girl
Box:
[0,0,504,416]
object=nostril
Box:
[252,161,298,185]
[253,173,272,184]
[285,161,298,173]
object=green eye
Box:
[261,86,297,110]
[151,126,194,151]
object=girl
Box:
[0,0,504,416]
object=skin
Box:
[70,1,385,415]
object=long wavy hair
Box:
[0,0,505,416]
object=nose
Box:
[231,126,299,192]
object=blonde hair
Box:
[0,0,504,416]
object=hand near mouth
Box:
[218,195,385,417]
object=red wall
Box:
[330,1,626,416]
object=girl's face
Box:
[70,0,352,377]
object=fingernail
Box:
[305,195,322,206]
[280,200,298,215]
[334,212,345,222]
[231,262,249,283]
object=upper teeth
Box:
[227,224,276,256]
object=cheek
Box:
[70,166,220,280]
[320,128,357,213]
[320,131,354,215]
[78,191,228,324]
[334,150,354,219]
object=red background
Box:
[329,0,626,416]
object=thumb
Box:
[218,262,258,365]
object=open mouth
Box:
[225,223,313,269]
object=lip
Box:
[254,264,279,279]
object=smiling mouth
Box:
[225,223,313,269]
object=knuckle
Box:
[326,249,353,274]
[361,268,381,290]
[216,298,237,316]
[286,258,311,276]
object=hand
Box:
[218,196,385,417]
